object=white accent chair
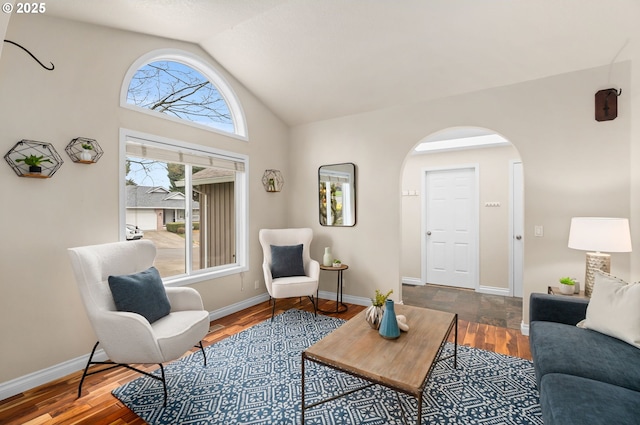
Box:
[259,228,320,320]
[68,239,210,405]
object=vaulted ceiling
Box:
[46,0,638,126]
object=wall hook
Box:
[3,39,54,71]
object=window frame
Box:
[119,128,249,287]
[120,49,248,141]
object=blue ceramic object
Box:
[379,299,400,339]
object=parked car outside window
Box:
[126,224,144,240]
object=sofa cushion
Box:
[540,373,640,425]
[578,271,640,348]
[270,244,305,278]
[530,321,640,392]
[108,266,171,324]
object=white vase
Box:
[559,283,574,295]
[365,305,384,329]
[323,247,332,266]
[573,280,581,294]
[79,149,92,161]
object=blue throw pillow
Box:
[270,244,306,278]
[108,266,171,324]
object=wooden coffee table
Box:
[301,304,457,424]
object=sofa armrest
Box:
[529,293,589,325]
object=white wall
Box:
[631,34,640,279]
[0,14,289,385]
[289,61,632,324]
[401,144,521,291]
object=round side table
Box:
[318,264,349,313]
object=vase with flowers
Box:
[365,289,392,329]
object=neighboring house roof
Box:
[173,168,234,187]
[126,186,200,209]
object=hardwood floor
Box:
[0,298,530,425]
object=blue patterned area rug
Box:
[112,309,542,424]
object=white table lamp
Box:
[568,217,632,296]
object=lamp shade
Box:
[568,217,632,253]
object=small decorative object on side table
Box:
[318,264,348,313]
[548,285,589,299]
[558,276,576,295]
[322,247,332,267]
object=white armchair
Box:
[67,239,210,405]
[259,228,320,320]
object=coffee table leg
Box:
[417,392,422,425]
[454,314,458,369]
[301,353,306,424]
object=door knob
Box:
[426,231,432,236]
[515,235,522,240]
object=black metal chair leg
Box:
[77,342,171,405]
[159,363,167,407]
[308,295,317,317]
[271,298,277,321]
[78,341,100,398]
[197,341,207,366]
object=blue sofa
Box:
[529,293,640,425]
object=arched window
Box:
[121,50,247,139]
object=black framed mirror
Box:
[318,162,356,226]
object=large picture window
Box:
[121,131,248,284]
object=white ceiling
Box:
[45,0,638,126]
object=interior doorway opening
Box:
[400,127,523,304]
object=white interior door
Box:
[423,167,477,289]
[511,161,524,297]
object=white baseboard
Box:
[520,321,530,336]
[401,277,423,286]
[401,280,510,295]
[208,293,270,321]
[317,290,370,307]
[0,293,271,402]
[0,347,109,402]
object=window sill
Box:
[163,264,248,287]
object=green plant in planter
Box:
[81,143,93,150]
[16,154,52,173]
[372,289,393,307]
[15,154,52,167]
[559,277,576,286]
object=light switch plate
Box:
[534,225,544,237]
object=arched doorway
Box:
[400,127,524,328]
